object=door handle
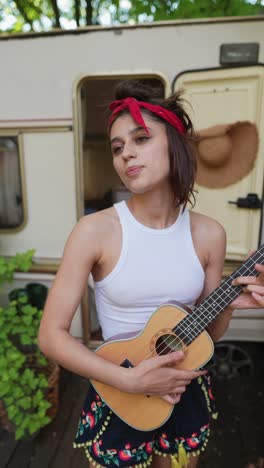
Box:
[228,193,262,209]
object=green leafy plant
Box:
[0,250,54,439]
[0,250,35,286]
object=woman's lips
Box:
[126,166,143,176]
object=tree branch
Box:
[85,0,93,25]
[14,0,33,28]
[74,0,81,26]
[49,0,61,28]
[222,0,232,16]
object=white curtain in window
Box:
[0,142,23,227]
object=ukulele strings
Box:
[138,255,263,363]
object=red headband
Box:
[109,97,186,135]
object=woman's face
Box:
[110,113,171,195]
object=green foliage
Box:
[0,0,55,33]
[0,251,52,439]
[128,0,264,23]
[0,0,97,32]
[0,250,35,286]
[0,0,263,33]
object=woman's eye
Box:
[112,146,122,155]
[136,136,149,143]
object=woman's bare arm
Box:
[194,216,232,342]
[38,213,204,403]
[38,213,131,389]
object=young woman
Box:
[38,81,264,468]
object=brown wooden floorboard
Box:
[29,370,89,468]
[70,444,89,468]
[0,342,263,468]
[198,382,245,468]
[48,377,89,468]
[0,429,19,468]
[5,439,35,468]
[199,342,264,468]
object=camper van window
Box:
[0,137,24,229]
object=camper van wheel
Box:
[207,343,253,380]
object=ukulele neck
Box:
[172,245,264,345]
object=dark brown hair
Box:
[109,80,197,209]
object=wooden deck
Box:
[1,341,263,468]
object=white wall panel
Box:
[0,131,77,260]
[0,19,263,120]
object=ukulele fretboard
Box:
[172,245,264,345]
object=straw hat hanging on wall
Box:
[194,121,259,189]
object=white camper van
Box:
[0,15,264,348]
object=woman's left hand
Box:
[230,263,264,309]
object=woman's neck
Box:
[127,191,180,230]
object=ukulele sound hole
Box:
[155,334,182,356]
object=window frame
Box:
[0,130,27,233]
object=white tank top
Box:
[94,201,205,340]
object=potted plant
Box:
[0,250,59,439]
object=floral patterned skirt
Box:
[73,374,217,468]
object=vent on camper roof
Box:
[220,43,259,66]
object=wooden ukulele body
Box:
[91,303,214,431]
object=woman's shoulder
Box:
[189,209,226,244]
[62,207,120,262]
[76,207,119,236]
[189,210,226,267]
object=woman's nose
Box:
[122,143,136,160]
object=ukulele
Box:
[91,245,264,431]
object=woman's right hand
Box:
[124,351,206,405]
